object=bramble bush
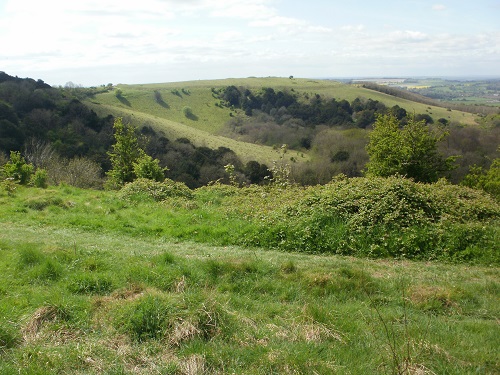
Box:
[118,178,193,201]
[221,176,499,262]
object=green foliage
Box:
[224,176,499,262]
[266,144,293,187]
[29,168,48,188]
[183,106,193,117]
[119,178,193,201]
[133,153,166,182]
[106,118,165,189]
[462,157,500,199]
[365,114,454,182]
[106,118,142,188]
[3,151,34,185]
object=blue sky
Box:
[0,0,499,86]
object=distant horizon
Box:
[4,69,500,88]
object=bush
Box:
[30,168,48,188]
[228,176,500,262]
[119,178,193,201]
[183,106,194,118]
[3,151,34,185]
[133,154,166,182]
[65,157,103,188]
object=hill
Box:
[1,72,497,187]
[86,77,478,163]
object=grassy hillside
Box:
[85,77,478,165]
[0,182,498,374]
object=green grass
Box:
[0,221,498,373]
[0,182,498,373]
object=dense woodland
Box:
[1,72,499,189]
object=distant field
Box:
[388,78,500,108]
[86,77,478,164]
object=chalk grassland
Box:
[0,183,498,374]
[85,78,477,165]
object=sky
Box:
[1,0,499,86]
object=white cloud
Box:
[432,4,447,11]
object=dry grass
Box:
[180,354,206,375]
[22,305,64,342]
[169,319,200,347]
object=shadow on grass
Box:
[117,95,131,107]
[185,113,199,121]
[156,99,170,109]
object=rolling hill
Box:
[85,77,478,166]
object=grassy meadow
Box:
[85,78,478,166]
[0,178,499,374]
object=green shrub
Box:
[3,151,33,185]
[30,168,48,188]
[133,154,166,182]
[230,176,500,261]
[119,178,193,201]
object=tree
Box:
[365,114,453,182]
[364,114,404,178]
[105,118,143,189]
[462,154,500,199]
[106,118,166,189]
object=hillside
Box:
[86,77,478,166]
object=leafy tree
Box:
[462,155,500,199]
[365,114,453,182]
[106,118,166,189]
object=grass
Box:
[0,182,498,374]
